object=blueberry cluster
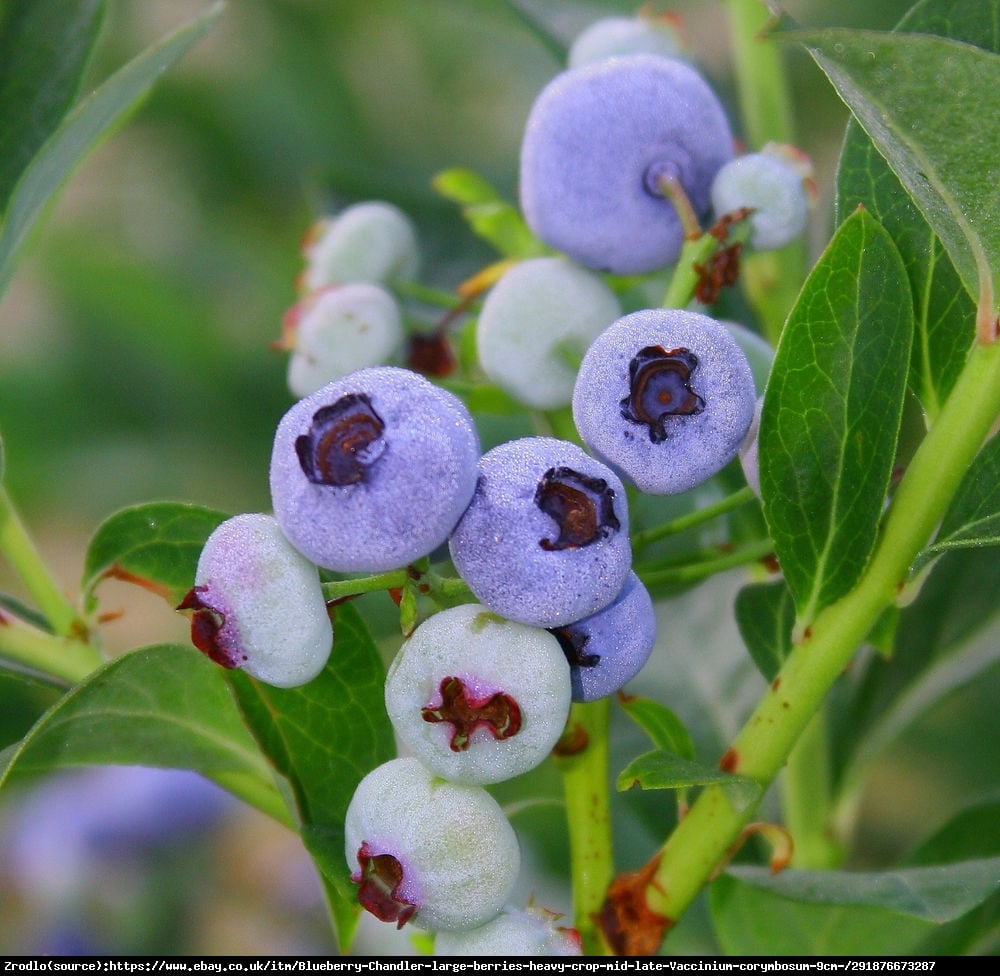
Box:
[179,9,807,955]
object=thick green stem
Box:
[646,337,1000,936]
[558,698,614,955]
[780,709,843,868]
[0,614,101,684]
[726,0,808,344]
[0,487,88,640]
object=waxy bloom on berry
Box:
[345,758,520,932]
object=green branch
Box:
[557,698,614,955]
[645,335,1000,938]
[0,486,89,640]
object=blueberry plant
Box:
[2,0,1000,958]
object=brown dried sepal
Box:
[535,466,620,551]
[421,676,522,752]
[352,842,417,929]
[597,853,674,956]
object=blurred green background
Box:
[5,0,992,957]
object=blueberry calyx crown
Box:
[176,586,244,670]
[549,625,600,669]
[421,676,523,752]
[352,841,416,929]
[534,466,620,551]
[295,392,386,486]
[620,345,705,443]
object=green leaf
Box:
[433,167,547,259]
[0,1,224,298]
[82,501,229,612]
[618,695,695,761]
[617,749,761,812]
[734,580,795,682]
[0,668,63,752]
[792,26,1000,319]
[915,431,1000,567]
[0,0,105,209]
[760,208,912,628]
[0,642,289,825]
[832,545,1000,795]
[225,603,395,950]
[836,0,1000,419]
[711,858,1000,955]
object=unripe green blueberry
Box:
[476,257,622,410]
[345,758,520,932]
[568,12,687,68]
[286,284,405,398]
[710,145,813,251]
[300,201,419,291]
[434,906,582,956]
[177,513,332,688]
[739,396,763,498]
[384,604,572,785]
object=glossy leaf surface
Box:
[82,502,228,611]
[0,0,105,209]
[759,208,912,627]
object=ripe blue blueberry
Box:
[710,145,812,251]
[345,757,520,932]
[568,12,687,68]
[177,513,332,687]
[434,905,582,956]
[723,320,775,396]
[285,284,404,398]
[548,571,656,702]
[299,201,419,292]
[519,54,733,274]
[572,308,756,495]
[476,257,622,410]
[384,604,572,785]
[448,436,631,628]
[270,366,480,573]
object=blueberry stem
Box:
[661,233,719,309]
[320,565,474,609]
[726,0,808,343]
[0,485,93,645]
[321,569,410,602]
[644,336,1000,945]
[631,486,757,551]
[557,698,615,955]
[0,610,100,684]
[636,537,774,587]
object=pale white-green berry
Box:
[723,320,774,395]
[711,150,810,251]
[435,906,582,956]
[300,201,419,291]
[286,284,404,398]
[179,513,332,688]
[476,257,622,409]
[740,396,764,498]
[345,758,520,932]
[568,13,686,68]
[384,604,572,785]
